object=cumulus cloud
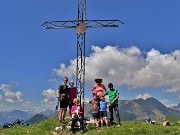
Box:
[53,45,180,92]
[0,83,24,103]
[0,84,11,92]
[159,99,178,107]
[135,93,151,100]
[4,91,23,103]
[41,88,56,104]
[48,78,58,83]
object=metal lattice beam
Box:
[41,20,124,29]
[41,0,123,121]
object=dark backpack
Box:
[3,123,12,128]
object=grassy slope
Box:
[0,118,179,135]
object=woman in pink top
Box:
[91,77,106,97]
[69,81,77,116]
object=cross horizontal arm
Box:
[41,19,124,29]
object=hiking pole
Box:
[55,100,60,110]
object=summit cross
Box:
[41,0,123,110]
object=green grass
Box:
[0,118,180,135]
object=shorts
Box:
[92,113,100,119]
[60,99,69,108]
[100,111,107,118]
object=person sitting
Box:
[162,118,170,126]
[144,117,151,123]
[70,98,84,134]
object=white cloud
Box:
[4,91,23,103]
[48,78,58,83]
[159,99,169,105]
[41,88,56,104]
[0,84,11,92]
[0,83,24,103]
[159,99,178,107]
[135,93,151,100]
[21,101,33,107]
[52,46,180,92]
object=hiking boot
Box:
[69,131,74,135]
[80,130,84,134]
[62,120,66,124]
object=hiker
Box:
[57,77,69,125]
[144,117,151,123]
[91,77,106,97]
[84,94,100,129]
[69,80,78,117]
[144,117,156,124]
[70,98,84,134]
[104,83,121,127]
[162,118,170,126]
[99,96,109,128]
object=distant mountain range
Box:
[0,109,55,125]
[0,97,180,125]
[24,114,48,124]
[84,97,180,121]
[171,103,180,111]
[119,97,180,120]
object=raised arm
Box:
[90,85,96,95]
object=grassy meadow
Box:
[0,118,180,135]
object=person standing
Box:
[91,77,106,97]
[69,80,77,117]
[83,94,100,129]
[57,77,69,125]
[104,83,121,127]
[99,96,109,128]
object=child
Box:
[99,96,109,128]
[84,94,100,129]
[70,98,84,134]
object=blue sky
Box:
[0,0,179,112]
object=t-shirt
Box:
[89,99,100,113]
[100,100,107,112]
[69,87,77,102]
[91,84,106,97]
[71,105,83,117]
[104,89,119,105]
[58,84,69,101]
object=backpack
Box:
[3,123,12,128]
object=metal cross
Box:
[41,0,123,112]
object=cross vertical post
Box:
[41,0,123,119]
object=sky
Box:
[0,0,180,112]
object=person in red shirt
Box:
[91,77,106,97]
[69,81,78,116]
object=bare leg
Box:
[62,108,67,122]
[59,108,63,123]
[94,118,99,128]
[104,117,109,127]
[101,118,103,127]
